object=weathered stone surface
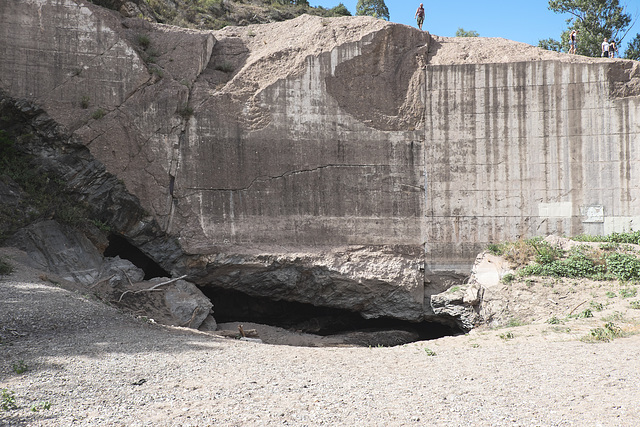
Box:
[164,279,213,328]
[199,314,218,332]
[325,25,429,131]
[2,0,640,326]
[188,245,425,321]
[93,275,214,329]
[8,220,104,285]
[470,253,514,288]
[6,219,145,292]
[6,218,213,329]
[99,256,145,288]
[430,253,513,330]
[0,91,185,276]
[0,176,24,206]
[609,60,640,98]
[430,286,480,331]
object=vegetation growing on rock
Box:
[90,0,352,30]
[488,232,640,281]
[479,234,640,345]
[0,130,92,242]
[0,255,13,275]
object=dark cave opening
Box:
[102,234,464,346]
[103,234,170,280]
[200,287,464,346]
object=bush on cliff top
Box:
[89,0,352,30]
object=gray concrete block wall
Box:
[0,0,148,123]
[175,37,426,252]
[425,61,640,273]
[3,0,640,289]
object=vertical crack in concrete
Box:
[166,36,216,233]
[422,46,430,259]
[419,50,430,311]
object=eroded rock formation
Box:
[2,0,640,329]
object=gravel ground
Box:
[2,248,640,426]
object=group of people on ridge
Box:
[415,7,619,58]
[601,37,618,58]
[569,30,618,57]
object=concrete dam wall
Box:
[2,0,640,322]
[425,60,640,272]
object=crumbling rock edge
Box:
[186,245,425,322]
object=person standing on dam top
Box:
[601,37,610,57]
[569,30,577,54]
[414,3,425,30]
[609,40,618,58]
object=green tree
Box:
[540,0,634,57]
[355,0,389,20]
[538,37,563,52]
[271,0,310,5]
[455,28,479,37]
[625,33,640,60]
[330,3,351,16]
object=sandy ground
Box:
[2,247,640,426]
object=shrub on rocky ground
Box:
[583,322,625,343]
[487,233,640,282]
[112,0,353,30]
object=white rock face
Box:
[430,252,518,330]
[472,253,514,287]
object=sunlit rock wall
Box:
[2,0,640,322]
[177,28,427,252]
[424,61,640,274]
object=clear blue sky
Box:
[311,0,640,55]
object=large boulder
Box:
[8,220,105,285]
[430,252,514,330]
[97,277,214,329]
[98,255,146,288]
[7,219,214,330]
[164,279,214,328]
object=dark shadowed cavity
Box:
[104,233,170,280]
[201,287,463,346]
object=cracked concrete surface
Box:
[2,1,640,322]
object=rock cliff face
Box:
[2,0,640,326]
